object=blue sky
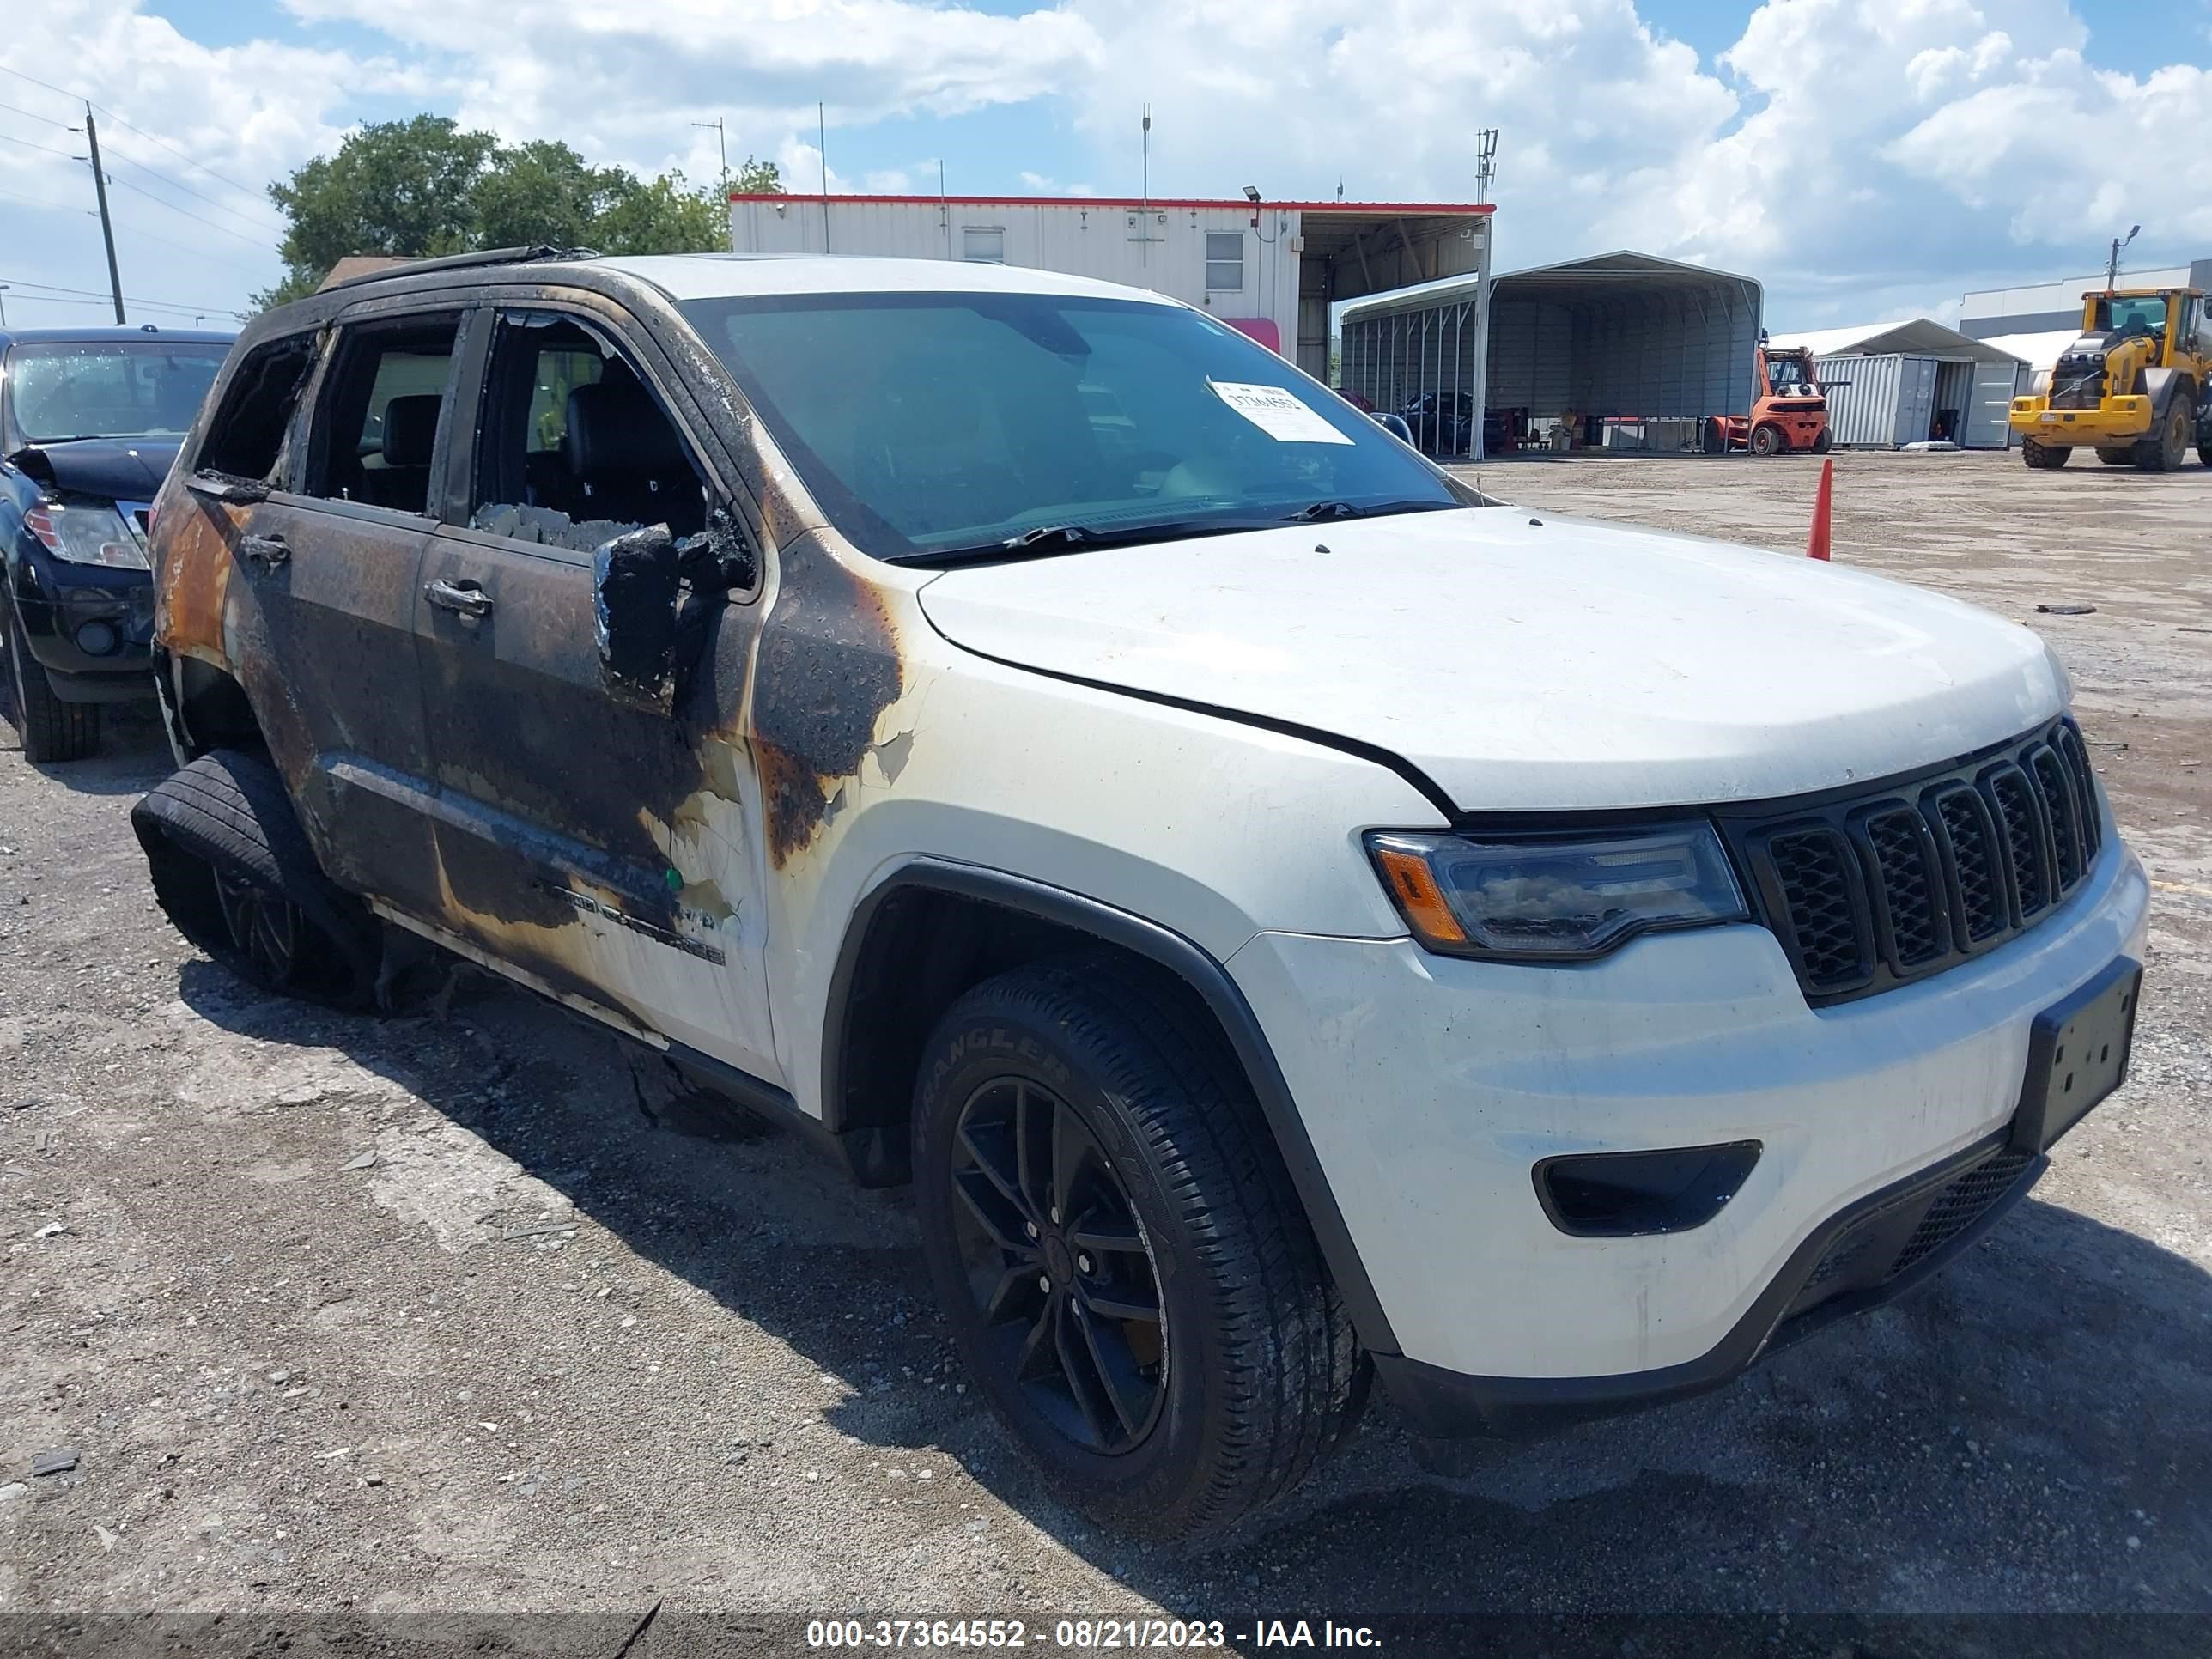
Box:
[3,0,2210,334]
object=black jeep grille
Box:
[1732,720,2103,1005]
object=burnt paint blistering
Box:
[750,529,905,869]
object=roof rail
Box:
[322,245,599,292]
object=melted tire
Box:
[912,955,1366,1541]
[131,749,381,1007]
[4,605,100,763]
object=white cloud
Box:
[3,0,2207,330]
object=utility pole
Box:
[83,105,125,324]
[2106,224,2140,293]
[817,101,831,253]
[691,118,732,251]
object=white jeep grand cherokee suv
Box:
[134,250,2148,1540]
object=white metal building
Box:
[1767,319,2027,449]
[726,191,1494,386]
[1960,257,2212,340]
[1338,251,1764,459]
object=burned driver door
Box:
[410,303,775,1080]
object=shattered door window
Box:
[468,315,705,552]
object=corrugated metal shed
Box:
[1338,250,1760,459]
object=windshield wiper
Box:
[898,514,1283,568]
[1282,498,1459,522]
[1001,523,1099,552]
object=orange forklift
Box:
[1705,336,1832,456]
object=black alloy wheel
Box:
[212,865,305,991]
[949,1076,1166,1455]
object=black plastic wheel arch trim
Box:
[1376,1127,2044,1441]
[822,857,1403,1356]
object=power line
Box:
[0,63,283,226]
[2,78,283,240]
[102,145,289,240]
[0,129,80,162]
[0,97,70,129]
[103,172,279,255]
[0,184,90,215]
[0,273,246,318]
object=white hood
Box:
[915,507,2069,812]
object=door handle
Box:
[237,532,289,572]
[423,577,494,621]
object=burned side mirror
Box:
[593,523,681,712]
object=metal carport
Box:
[1338,250,1762,460]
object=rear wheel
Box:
[1811,428,1832,454]
[2095,447,2134,465]
[1749,423,1784,457]
[131,749,382,1006]
[3,605,101,763]
[2021,438,2070,469]
[913,957,1365,1540]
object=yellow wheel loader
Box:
[2010,286,2212,471]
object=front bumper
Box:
[2008,398,2151,444]
[1227,834,2149,1435]
[9,550,155,702]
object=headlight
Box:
[1366,823,1749,961]
[24,502,149,570]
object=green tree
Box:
[255,122,783,308]
[592,170,726,256]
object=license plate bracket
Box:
[2011,956,2142,1154]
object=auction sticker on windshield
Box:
[1209,380,1354,444]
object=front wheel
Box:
[3,604,101,763]
[912,957,1365,1540]
[2021,437,2070,469]
[2136,404,2191,471]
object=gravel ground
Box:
[3,449,2208,1656]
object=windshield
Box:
[6,340,228,444]
[1765,354,1814,393]
[2093,295,2167,335]
[678,292,1469,562]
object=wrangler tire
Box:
[3,605,100,763]
[912,955,1366,1540]
[131,749,381,1007]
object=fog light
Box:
[1534,1142,1761,1237]
[75,619,121,657]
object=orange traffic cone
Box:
[1807,457,1833,561]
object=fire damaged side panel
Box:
[157,488,446,918]
[750,529,906,870]
[410,525,779,1068]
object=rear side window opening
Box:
[195,333,319,483]
[303,316,462,516]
